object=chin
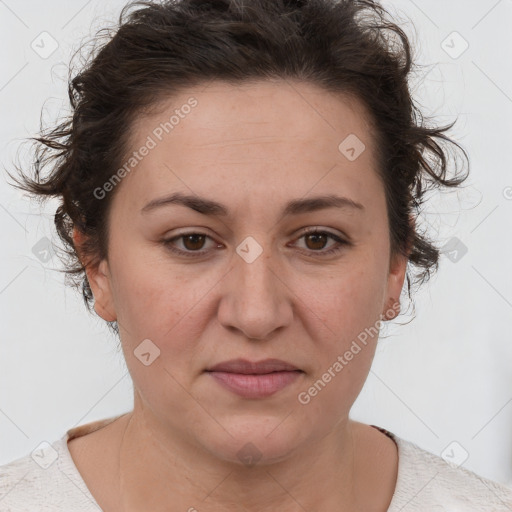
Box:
[201,415,309,467]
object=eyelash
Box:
[162,228,350,258]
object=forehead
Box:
[116,79,381,216]
[135,78,375,149]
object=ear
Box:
[73,227,117,322]
[382,215,415,321]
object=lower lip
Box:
[206,370,303,398]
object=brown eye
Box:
[182,234,207,251]
[162,232,220,257]
[293,228,351,257]
[304,232,329,251]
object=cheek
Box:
[293,254,387,398]
[111,258,208,404]
[297,256,387,345]
[108,241,199,343]
[295,282,380,423]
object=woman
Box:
[2,0,511,510]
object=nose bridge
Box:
[236,236,274,294]
[219,234,291,340]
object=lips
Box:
[205,358,304,399]
[205,358,302,375]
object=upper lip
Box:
[206,358,302,374]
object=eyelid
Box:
[162,226,351,258]
[161,230,221,258]
[290,227,350,253]
[294,226,347,239]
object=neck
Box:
[115,399,364,512]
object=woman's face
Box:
[84,79,407,463]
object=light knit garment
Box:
[1,415,512,511]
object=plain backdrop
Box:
[1,0,511,488]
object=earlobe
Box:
[382,215,415,321]
[382,296,400,321]
[87,259,117,322]
[73,227,117,322]
[382,256,406,321]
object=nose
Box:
[217,241,294,341]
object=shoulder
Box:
[0,434,102,512]
[380,427,512,511]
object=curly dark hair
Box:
[7,0,469,337]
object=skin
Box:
[70,79,410,512]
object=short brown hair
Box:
[7,0,469,335]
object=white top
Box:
[1,415,512,511]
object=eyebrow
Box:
[140,192,365,217]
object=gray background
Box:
[1,0,511,487]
